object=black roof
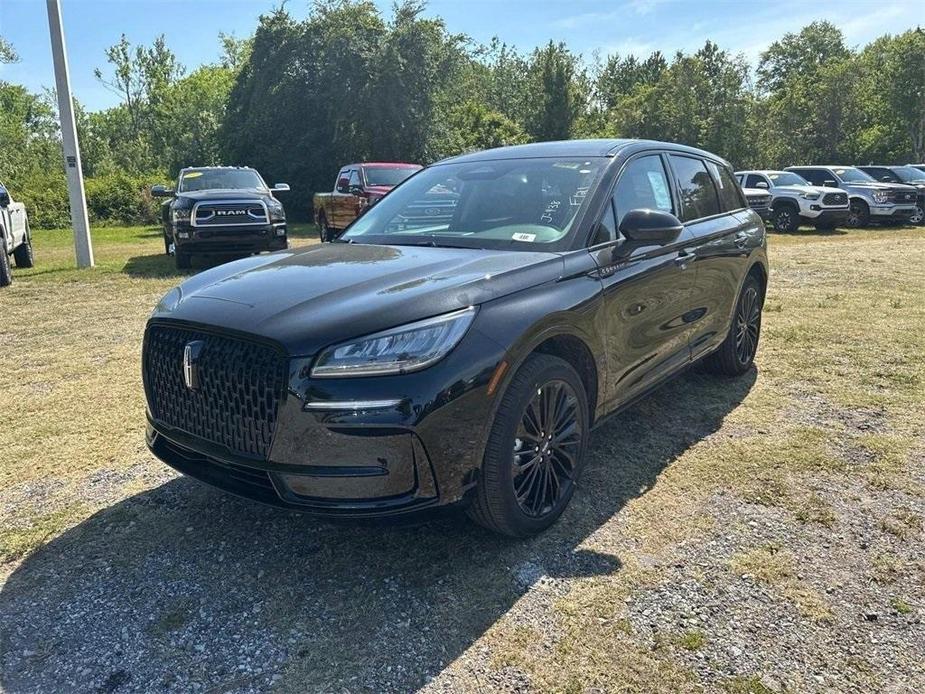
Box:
[436,138,728,166]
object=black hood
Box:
[152,243,564,355]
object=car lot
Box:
[1,223,924,692]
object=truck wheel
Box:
[771,203,799,233]
[846,200,869,228]
[175,251,191,270]
[317,214,330,242]
[467,354,590,537]
[0,246,11,287]
[163,234,171,255]
[910,204,924,226]
[13,234,34,268]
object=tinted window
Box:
[710,162,747,211]
[792,169,822,186]
[591,201,617,245]
[178,169,265,192]
[612,155,674,226]
[669,155,720,221]
[744,174,767,189]
[364,166,420,187]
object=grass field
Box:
[1,223,923,692]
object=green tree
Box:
[0,36,18,64]
[526,41,585,141]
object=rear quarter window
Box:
[669,155,721,221]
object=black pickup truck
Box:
[152,167,290,269]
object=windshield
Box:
[833,167,875,183]
[364,166,420,187]
[179,169,265,192]
[891,166,925,183]
[344,157,606,250]
[768,172,809,186]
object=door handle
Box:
[734,231,748,248]
[675,248,693,269]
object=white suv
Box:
[735,170,850,233]
[0,181,34,287]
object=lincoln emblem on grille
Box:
[183,340,205,391]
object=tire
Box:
[846,200,870,228]
[467,354,590,537]
[703,274,763,377]
[910,204,924,226]
[164,234,171,255]
[13,233,34,268]
[771,203,799,233]
[175,251,191,270]
[318,214,331,242]
[0,244,11,287]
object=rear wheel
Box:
[772,203,799,233]
[13,232,34,268]
[703,274,763,376]
[468,354,590,537]
[318,214,332,242]
[846,200,869,228]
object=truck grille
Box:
[143,324,287,460]
[886,190,917,204]
[193,201,268,227]
[748,195,771,209]
[822,192,848,206]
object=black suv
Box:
[152,167,290,269]
[143,140,767,537]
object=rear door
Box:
[667,154,753,361]
[591,152,698,408]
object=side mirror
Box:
[880,176,892,183]
[0,187,9,207]
[754,181,769,189]
[336,177,350,194]
[272,183,290,192]
[349,184,365,195]
[151,184,174,198]
[618,209,684,245]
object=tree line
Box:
[1,2,923,228]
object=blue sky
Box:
[0,0,920,112]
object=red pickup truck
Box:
[313,162,421,241]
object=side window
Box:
[591,201,617,245]
[794,169,818,186]
[348,169,361,187]
[612,155,674,227]
[711,163,747,211]
[669,155,720,222]
[744,174,764,188]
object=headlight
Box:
[172,207,191,223]
[800,192,820,200]
[267,199,285,218]
[873,191,889,204]
[311,307,476,378]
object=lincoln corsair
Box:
[143,139,767,537]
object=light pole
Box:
[46,0,93,268]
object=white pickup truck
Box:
[0,181,34,286]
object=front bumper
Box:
[869,205,916,219]
[144,320,506,518]
[173,221,288,255]
[801,208,850,224]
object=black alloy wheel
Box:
[468,354,589,537]
[512,379,583,518]
[773,205,798,233]
[734,284,761,366]
[910,204,924,226]
[846,200,869,228]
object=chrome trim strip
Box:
[304,398,404,411]
[191,199,269,228]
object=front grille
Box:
[748,195,771,209]
[887,190,917,204]
[144,324,287,459]
[822,192,848,205]
[193,201,268,226]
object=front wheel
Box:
[846,200,870,228]
[703,274,763,376]
[468,354,590,537]
[0,247,11,287]
[772,204,799,233]
[910,204,924,226]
